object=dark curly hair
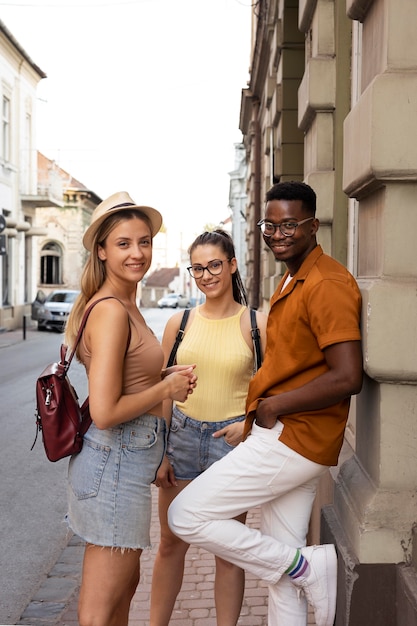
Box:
[265,181,316,216]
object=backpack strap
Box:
[166,307,261,370]
[250,308,263,372]
[65,296,131,369]
[166,308,191,367]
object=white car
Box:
[157,293,190,309]
[31,289,80,332]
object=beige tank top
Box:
[79,306,164,417]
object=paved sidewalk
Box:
[5,325,315,626]
[0,326,34,348]
[18,484,317,626]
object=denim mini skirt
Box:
[66,413,166,549]
[167,405,245,481]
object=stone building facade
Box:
[240,0,417,621]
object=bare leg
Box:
[78,543,141,626]
[214,512,246,626]
[150,480,191,626]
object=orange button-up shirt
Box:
[245,245,362,466]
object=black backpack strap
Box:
[166,309,191,367]
[250,308,263,372]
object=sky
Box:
[0,0,252,252]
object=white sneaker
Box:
[292,544,337,626]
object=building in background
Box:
[0,21,46,330]
[0,18,180,330]
[228,143,248,285]
[0,21,185,330]
[35,152,101,294]
[0,24,102,331]
[142,267,181,308]
[34,153,180,311]
[240,1,417,621]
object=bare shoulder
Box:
[240,306,264,331]
[242,306,267,326]
[240,307,268,352]
[254,309,268,331]
[84,296,130,355]
[85,297,129,341]
[162,308,194,344]
[87,296,127,323]
[165,308,192,332]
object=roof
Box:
[0,20,46,79]
[145,267,179,288]
[38,152,87,191]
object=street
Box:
[0,307,177,624]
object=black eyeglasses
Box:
[187,258,231,279]
[257,217,314,237]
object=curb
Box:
[16,534,83,626]
[0,327,38,349]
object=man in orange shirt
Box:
[169,181,363,626]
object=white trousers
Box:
[168,420,328,625]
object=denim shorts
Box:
[166,405,245,481]
[66,414,166,549]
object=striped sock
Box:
[285,549,310,579]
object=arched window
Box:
[40,242,62,285]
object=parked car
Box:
[31,289,80,332]
[157,293,190,309]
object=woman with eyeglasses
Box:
[150,229,267,626]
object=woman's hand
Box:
[162,364,196,378]
[167,364,197,395]
[164,365,197,402]
[154,455,177,488]
[212,419,245,447]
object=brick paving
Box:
[20,486,270,625]
[2,327,316,625]
[18,484,316,626]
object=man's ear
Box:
[311,218,320,234]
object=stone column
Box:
[329,0,417,622]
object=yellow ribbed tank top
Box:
[175,306,254,422]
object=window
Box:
[2,96,10,162]
[1,237,8,305]
[1,210,9,305]
[21,112,32,193]
[24,217,32,302]
[40,242,62,285]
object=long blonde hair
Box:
[65,209,153,350]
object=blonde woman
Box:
[65,192,196,626]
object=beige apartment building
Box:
[0,21,46,330]
[0,23,100,330]
[240,0,417,621]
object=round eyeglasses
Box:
[187,258,230,279]
[257,217,314,237]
